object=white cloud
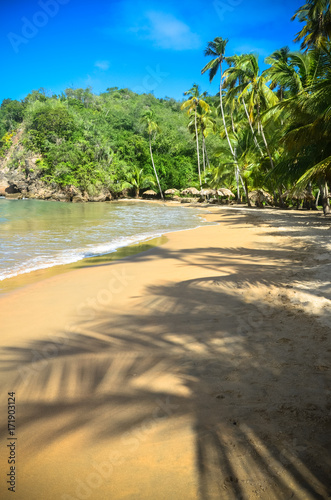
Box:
[131,11,201,51]
[95,60,110,71]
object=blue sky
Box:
[0,0,304,103]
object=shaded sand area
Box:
[0,208,330,499]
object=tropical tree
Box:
[198,110,216,172]
[223,53,278,172]
[262,38,331,213]
[201,37,245,201]
[264,49,323,98]
[292,0,331,50]
[276,65,331,213]
[123,166,155,198]
[264,46,291,100]
[224,54,264,157]
[141,109,164,200]
[187,106,215,176]
[181,84,209,188]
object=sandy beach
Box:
[0,206,330,500]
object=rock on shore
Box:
[0,131,112,202]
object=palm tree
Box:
[212,125,267,207]
[181,84,209,188]
[281,72,331,213]
[292,0,331,50]
[201,38,247,201]
[263,41,331,213]
[224,54,264,156]
[200,111,216,172]
[263,49,322,99]
[264,46,291,100]
[201,38,237,165]
[123,166,155,198]
[187,107,215,175]
[223,53,278,171]
[141,109,164,201]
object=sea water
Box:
[0,199,210,281]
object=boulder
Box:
[0,182,10,196]
[72,194,87,203]
[89,190,112,202]
[5,193,23,199]
[65,185,80,199]
[41,190,55,200]
[89,193,107,202]
[51,193,71,202]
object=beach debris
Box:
[181,187,200,196]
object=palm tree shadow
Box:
[0,230,330,498]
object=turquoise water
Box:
[0,199,209,281]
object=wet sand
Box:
[0,207,330,499]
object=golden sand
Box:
[0,207,330,499]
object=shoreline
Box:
[0,208,330,499]
[0,200,326,296]
[0,200,212,295]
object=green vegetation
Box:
[0,88,197,197]
[1,0,330,211]
[181,84,210,188]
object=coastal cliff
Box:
[0,130,112,202]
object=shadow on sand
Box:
[0,209,330,499]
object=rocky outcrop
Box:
[0,181,18,196]
[0,132,113,202]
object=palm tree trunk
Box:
[235,166,240,202]
[219,61,240,200]
[257,112,285,207]
[244,177,251,207]
[231,112,236,135]
[149,135,164,201]
[315,189,320,208]
[202,134,206,179]
[236,164,248,203]
[242,99,263,156]
[324,182,330,215]
[238,170,248,203]
[219,63,235,159]
[260,123,273,168]
[257,108,274,170]
[320,180,330,215]
[194,109,202,188]
[306,181,316,210]
[205,140,210,168]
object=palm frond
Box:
[295,154,331,188]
